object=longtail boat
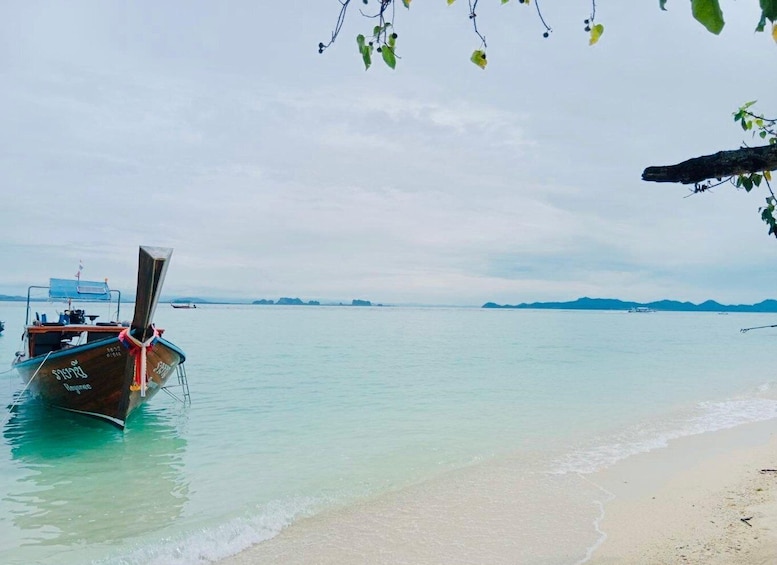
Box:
[12,246,189,429]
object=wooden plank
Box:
[27,325,124,334]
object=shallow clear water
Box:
[1,303,777,564]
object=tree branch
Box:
[642,145,777,184]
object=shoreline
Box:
[588,419,777,564]
[218,419,777,565]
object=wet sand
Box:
[220,420,777,565]
[218,458,603,565]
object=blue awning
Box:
[49,278,112,301]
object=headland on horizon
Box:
[483,296,777,313]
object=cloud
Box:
[0,1,776,305]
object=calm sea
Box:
[1,303,777,564]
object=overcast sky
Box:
[1,1,776,306]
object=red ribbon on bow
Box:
[119,327,159,397]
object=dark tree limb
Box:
[642,145,777,185]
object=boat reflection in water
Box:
[1,401,189,563]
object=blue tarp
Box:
[49,278,112,301]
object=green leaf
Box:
[659,0,668,10]
[691,0,725,34]
[361,49,372,69]
[753,174,763,187]
[743,176,754,191]
[589,23,604,45]
[356,35,372,70]
[761,197,777,237]
[402,0,411,7]
[761,0,777,21]
[761,206,775,229]
[470,49,487,69]
[756,12,767,32]
[447,0,456,4]
[381,45,396,69]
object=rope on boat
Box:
[740,323,777,333]
[119,326,159,397]
[1,350,52,427]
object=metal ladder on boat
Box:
[162,363,191,405]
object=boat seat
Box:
[32,331,64,356]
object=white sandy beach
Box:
[589,420,777,564]
[220,420,777,565]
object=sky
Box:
[1,1,776,306]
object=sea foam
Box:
[96,497,318,565]
[552,396,777,475]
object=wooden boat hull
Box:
[15,334,186,428]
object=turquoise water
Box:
[2,303,777,564]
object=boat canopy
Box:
[49,278,112,301]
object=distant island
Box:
[252,297,321,306]
[1,292,381,306]
[252,298,378,306]
[482,297,777,313]
[171,297,203,304]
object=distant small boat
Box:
[171,302,197,309]
[0,320,4,334]
[12,246,189,429]
[628,306,655,313]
